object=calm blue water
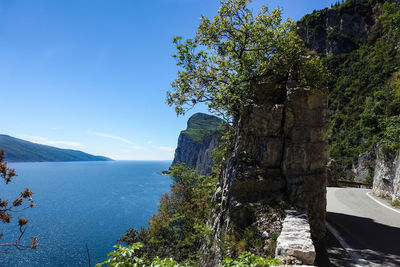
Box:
[0,161,172,267]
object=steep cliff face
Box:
[373,152,400,202]
[297,1,379,56]
[171,113,224,176]
[203,85,328,265]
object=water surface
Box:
[1,161,171,266]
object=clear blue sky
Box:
[1,0,335,160]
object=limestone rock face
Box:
[283,88,328,241]
[373,152,400,202]
[276,210,316,265]
[204,86,328,265]
[394,159,400,203]
[353,151,375,183]
[171,113,224,176]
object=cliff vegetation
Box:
[181,113,224,143]
[299,0,400,178]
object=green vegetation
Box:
[167,0,328,124]
[97,242,280,267]
[222,251,281,267]
[118,165,216,263]
[220,199,288,259]
[181,113,225,143]
[322,1,400,176]
[0,134,111,162]
[114,164,282,266]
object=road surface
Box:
[327,187,400,266]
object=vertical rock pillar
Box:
[282,87,329,241]
[202,86,329,264]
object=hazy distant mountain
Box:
[0,134,111,162]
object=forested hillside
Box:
[299,0,400,179]
[0,134,111,162]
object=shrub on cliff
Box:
[119,164,216,263]
[167,0,328,124]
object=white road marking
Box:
[326,222,370,267]
[366,192,400,215]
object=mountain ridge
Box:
[0,134,111,162]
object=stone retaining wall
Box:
[276,210,316,266]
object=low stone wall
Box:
[275,210,316,266]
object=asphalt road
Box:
[327,187,400,266]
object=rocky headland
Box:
[171,113,224,176]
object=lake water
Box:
[1,161,172,267]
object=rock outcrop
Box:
[171,113,224,176]
[352,151,375,183]
[297,2,378,56]
[373,152,400,202]
[204,84,328,265]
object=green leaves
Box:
[167,0,328,123]
[221,251,281,267]
[98,242,280,267]
[326,1,400,175]
[96,243,147,267]
[96,243,184,267]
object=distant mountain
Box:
[171,113,225,175]
[0,134,112,162]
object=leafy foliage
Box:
[97,242,280,267]
[319,1,400,176]
[119,165,216,263]
[96,242,184,267]
[167,0,328,123]
[222,251,281,267]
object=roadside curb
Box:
[366,192,400,215]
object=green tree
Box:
[167,0,328,123]
[119,165,216,262]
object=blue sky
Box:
[0,0,335,160]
